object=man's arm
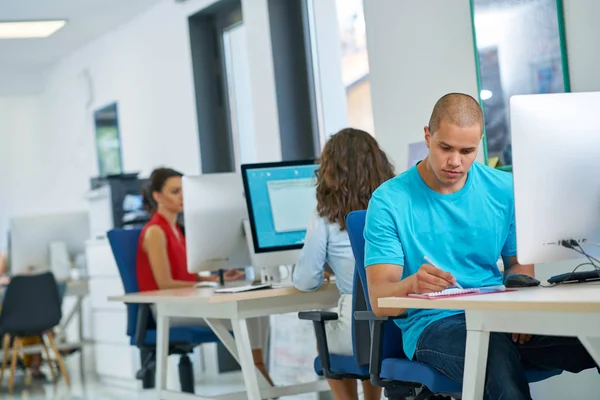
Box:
[364,193,454,316]
[503,255,534,277]
[367,264,412,317]
[367,263,455,317]
[501,198,534,278]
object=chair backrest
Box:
[351,267,371,365]
[0,271,62,336]
[107,228,154,337]
[57,280,67,305]
[346,210,406,360]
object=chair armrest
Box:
[354,310,406,321]
[297,311,338,375]
[135,304,151,348]
[298,311,339,322]
[353,310,405,381]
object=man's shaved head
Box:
[428,93,484,134]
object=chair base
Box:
[137,349,156,389]
[136,349,194,393]
[384,386,415,400]
[385,386,456,400]
[413,390,453,400]
[179,354,194,393]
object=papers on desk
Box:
[214,283,272,293]
[408,285,507,299]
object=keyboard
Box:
[547,270,600,284]
[214,283,272,294]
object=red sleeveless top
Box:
[136,212,196,291]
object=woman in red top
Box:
[136,168,243,290]
[137,167,273,386]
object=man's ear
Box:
[424,126,432,149]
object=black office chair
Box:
[0,272,70,392]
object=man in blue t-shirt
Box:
[364,93,597,399]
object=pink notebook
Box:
[408,286,508,299]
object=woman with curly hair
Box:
[293,128,395,399]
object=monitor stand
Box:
[242,219,300,285]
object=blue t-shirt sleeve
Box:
[500,176,517,258]
[501,207,517,257]
[364,193,405,267]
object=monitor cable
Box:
[551,240,600,285]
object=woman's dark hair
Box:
[142,167,183,215]
[316,128,395,230]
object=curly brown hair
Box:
[316,128,395,230]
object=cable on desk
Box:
[548,240,600,286]
[539,261,597,288]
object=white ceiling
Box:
[0,0,164,74]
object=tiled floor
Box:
[0,352,335,400]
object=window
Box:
[188,2,242,173]
[306,0,374,146]
[472,0,569,168]
[93,103,123,176]
[335,0,374,135]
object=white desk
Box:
[109,283,339,400]
[378,284,600,400]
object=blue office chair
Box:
[108,228,222,393]
[298,269,370,381]
[345,210,562,400]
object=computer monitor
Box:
[9,211,89,275]
[511,92,600,265]
[241,160,318,254]
[182,173,251,273]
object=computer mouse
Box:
[505,274,540,288]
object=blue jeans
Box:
[414,313,597,400]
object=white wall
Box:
[223,24,257,168]
[364,0,481,172]
[240,0,282,163]
[0,95,41,249]
[40,0,209,180]
[0,72,46,96]
[309,0,348,144]
[0,0,283,236]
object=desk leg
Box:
[462,328,490,400]
[205,318,271,389]
[579,336,600,366]
[204,319,239,361]
[76,297,84,375]
[155,311,170,399]
[231,318,262,400]
[77,297,83,341]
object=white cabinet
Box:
[86,238,139,387]
[86,238,119,277]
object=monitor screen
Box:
[241,160,318,253]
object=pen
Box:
[424,256,463,289]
